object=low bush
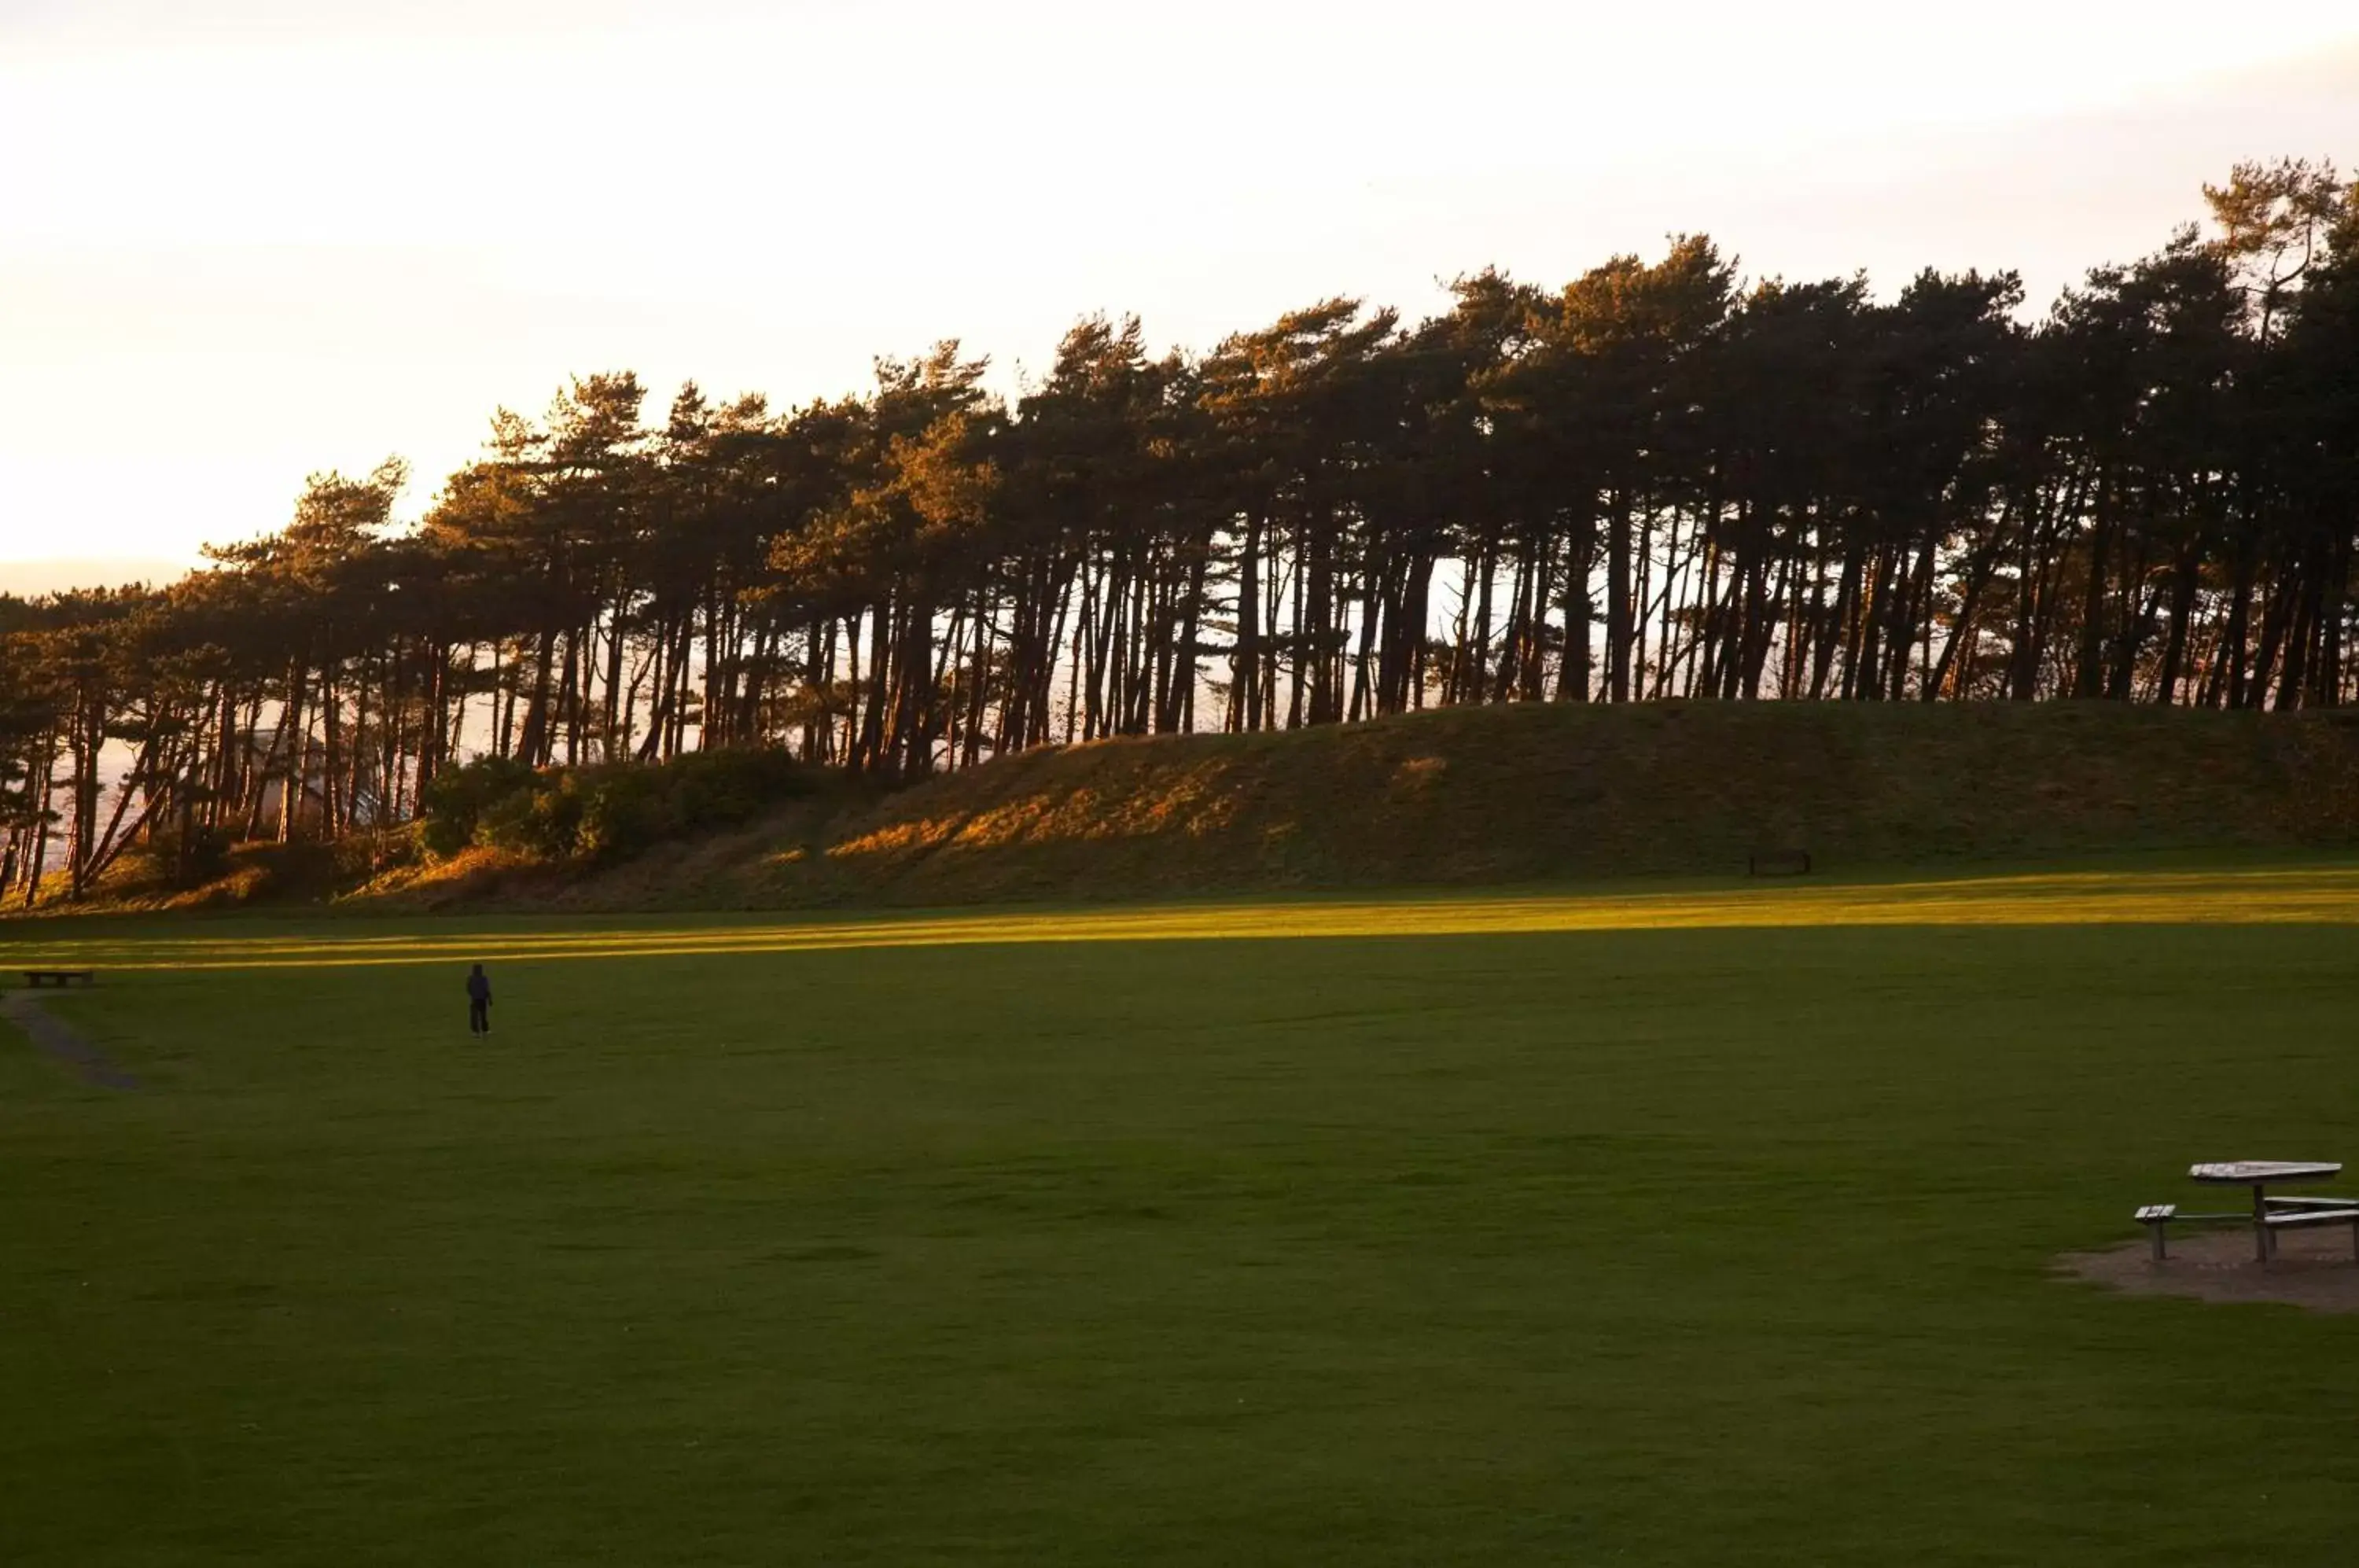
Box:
[146,823,234,888]
[419,748,815,863]
[333,825,421,879]
[417,756,539,857]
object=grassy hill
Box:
[34,700,2359,918]
[458,699,2359,912]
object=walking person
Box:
[466,963,493,1036]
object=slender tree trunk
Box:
[1606,490,1632,702]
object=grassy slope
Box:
[28,701,2359,918]
[6,874,2359,1565]
[537,699,2359,911]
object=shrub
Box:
[333,826,418,879]
[573,767,668,862]
[474,774,583,859]
[145,823,234,888]
[418,756,539,857]
[418,748,815,863]
[572,749,815,862]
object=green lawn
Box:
[5,868,2359,1565]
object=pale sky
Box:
[3,0,2357,591]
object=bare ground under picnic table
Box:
[2059,1230,2359,1313]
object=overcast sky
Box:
[4,1,2357,591]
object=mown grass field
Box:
[6,864,2359,1565]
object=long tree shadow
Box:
[0,990,138,1090]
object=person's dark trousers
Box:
[469,999,491,1035]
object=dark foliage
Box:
[429,749,815,863]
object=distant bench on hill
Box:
[1746,850,1812,878]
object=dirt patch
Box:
[2059,1227,2359,1313]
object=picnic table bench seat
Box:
[2262,1206,2359,1259]
[2132,1203,2247,1260]
[2261,1206,2359,1226]
[20,970,94,988]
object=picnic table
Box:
[2191,1161,2346,1261]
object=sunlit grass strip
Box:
[6,866,2359,972]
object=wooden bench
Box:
[21,970,95,988]
[2132,1203,2247,1260]
[1746,850,1812,878]
[2262,1205,2359,1261]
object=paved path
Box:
[1,989,138,1089]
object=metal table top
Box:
[2189,1161,2343,1184]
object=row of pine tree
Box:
[3,160,2353,900]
